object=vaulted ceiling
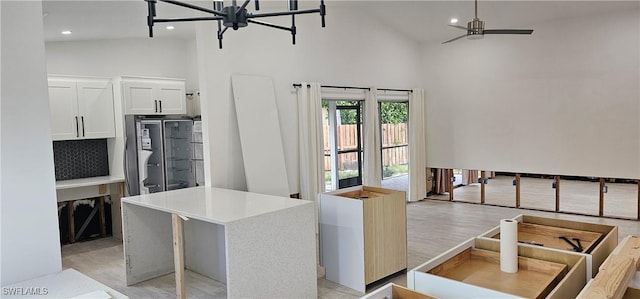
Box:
[42,1,639,43]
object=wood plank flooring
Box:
[62,199,640,298]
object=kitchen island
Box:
[121,187,317,298]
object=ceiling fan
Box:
[443,0,534,44]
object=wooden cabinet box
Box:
[361,283,437,299]
[319,186,407,293]
[408,237,588,299]
[479,214,618,278]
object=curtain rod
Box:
[292,83,412,93]
[379,88,412,93]
[292,83,370,91]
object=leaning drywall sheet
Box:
[231,74,290,197]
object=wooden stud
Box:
[515,173,521,208]
[480,171,486,204]
[599,178,605,217]
[555,176,560,212]
[98,184,107,195]
[171,214,186,299]
[98,197,107,237]
[119,182,125,197]
[68,201,75,243]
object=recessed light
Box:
[450,18,459,24]
[166,26,175,30]
[61,30,72,35]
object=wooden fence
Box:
[323,123,408,170]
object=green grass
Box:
[324,164,409,183]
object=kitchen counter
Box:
[56,176,124,190]
[122,186,317,298]
[122,186,307,225]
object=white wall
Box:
[196,4,421,194]
[1,1,62,285]
[46,37,199,90]
[422,8,640,179]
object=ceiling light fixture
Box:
[166,25,175,30]
[145,0,326,49]
[61,30,72,35]
[450,18,458,24]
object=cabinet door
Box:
[124,81,158,115]
[157,81,186,115]
[77,81,116,139]
[48,80,79,140]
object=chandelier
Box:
[145,0,326,49]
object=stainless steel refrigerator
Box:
[124,116,196,195]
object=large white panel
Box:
[1,0,62,285]
[423,8,640,179]
[231,74,290,197]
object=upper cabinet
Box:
[48,77,116,141]
[122,78,186,115]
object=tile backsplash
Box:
[53,139,109,181]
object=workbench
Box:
[121,186,317,298]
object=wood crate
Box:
[320,185,407,293]
[577,235,640,299]
[479,214,618,278]
[408,237,588,299]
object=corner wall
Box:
[1,1,62,285]
[196,4,421,193]
[421,8,640,179]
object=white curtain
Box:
[297,82,325,205]
[363,88,382,186]
[408,88,427,202]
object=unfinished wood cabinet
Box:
[408,237,588,299]
[480,214,618,278]
[320,186,407,293]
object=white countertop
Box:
[56,176,125,190]
[1,269,128,298]
[122,186,311,225]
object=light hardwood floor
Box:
[431,175,638,219]
[62,199,640,298]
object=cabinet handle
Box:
[81,116,85,137]
[75,116,79,138]
[159,100,162,113]
[154,100,158,113]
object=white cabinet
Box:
[122,78,185,115]
[48,77,116,140]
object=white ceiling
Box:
[42,1,639,43]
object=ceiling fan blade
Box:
[442,34,468,44]
[484,29,534,35]
[448,24,468,31]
